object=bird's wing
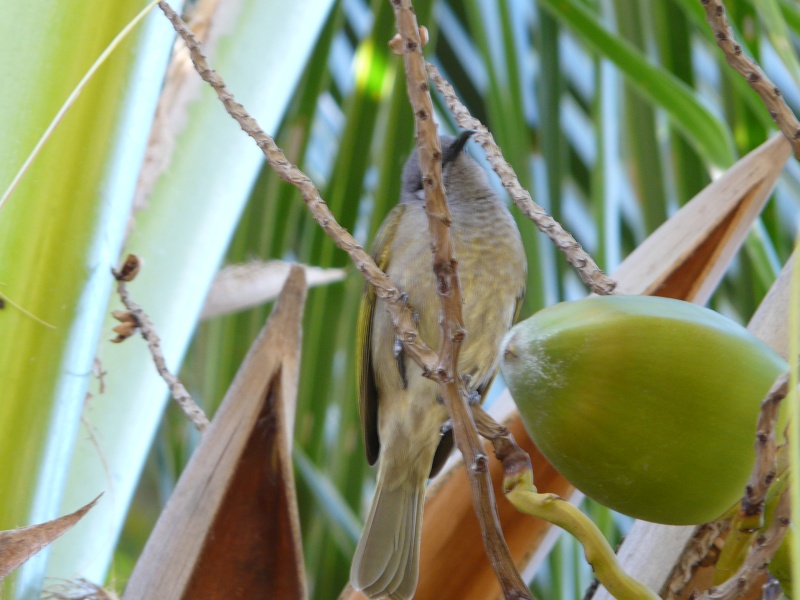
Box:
[357,205,405,465]
[474,286,526,401]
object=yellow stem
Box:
[505,472,658,600]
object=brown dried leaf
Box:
[200,260,344,320]
[0,495,101,579]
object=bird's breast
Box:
[384,199,525,387]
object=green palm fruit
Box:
[500,295,787,525]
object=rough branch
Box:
[390,1,531,596]
[701,0,800,160]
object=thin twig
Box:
[711,372,789,586]
[155,0,439,380]
[471,404,533,490]
[690,488,791,600]
[391,1,531,597]
[425,62,617,296]
[42,577,119,600]
[742,372,789,528]
[112,255,209,433]
[701,0,800,161]
[392,3,463,381]
[663,522,729,600]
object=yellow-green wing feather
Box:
[357,205,405,465]
[474,286,526,400]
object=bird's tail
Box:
[350,464,427,600]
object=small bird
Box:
[351,131,527,599]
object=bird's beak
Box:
[442,130,476,166]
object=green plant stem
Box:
[505,471,658,600]
[715,471,790,585]
[712,522,752,586]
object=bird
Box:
[350,131,527,599]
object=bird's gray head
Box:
[400,131,491,204]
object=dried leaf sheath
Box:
[124,268,308,599]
